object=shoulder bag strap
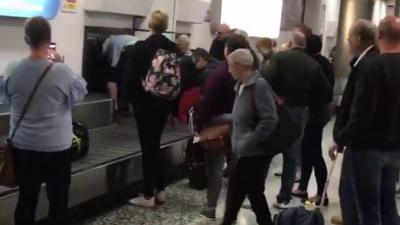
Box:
[9,63,54,141]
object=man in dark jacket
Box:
[332,17,400,225]
[209,24,231,61]
[330,20,378,225]
[192,48,221,93]
[263,31,332,209]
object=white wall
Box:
[0,0,86,75]
[50,2,85,75]
[0,17,27,73]
[0,0,211,75]
[303,0,341,56]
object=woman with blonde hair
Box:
[124,10,178,208]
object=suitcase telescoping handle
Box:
[319,148,344,209]
[188,107,195,136]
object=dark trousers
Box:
[351,150,400,225]
[340,150,361,225]
[299,122,328,196]
[132,100,170,197]
[277,106,307,203]
[222,156,273,225]
[14,148,71,225]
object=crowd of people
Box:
[1,8,400,225]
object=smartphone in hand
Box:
[47,42,57,61]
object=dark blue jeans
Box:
[277,106,307,203]
[339,150,360,225]
[349,150,400,225]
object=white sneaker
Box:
[129,196,155,208]
[273,200,296,209]
[156,191,166,204]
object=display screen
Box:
[0,0,60,19]
[221,0,283,38]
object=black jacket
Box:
[311,54,335,87]
[337,52,400,150]
[123,34,177,104]
[333,47,378,147]
[263,48,332,107]
[180,55,198,91]
[333,47,400,150]
[209,38,226,61]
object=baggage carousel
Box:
[0,94,191,225]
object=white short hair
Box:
[228,48,254,67]
[176,34,190,46]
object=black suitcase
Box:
[186,139,207,190]
[274,151,341,225]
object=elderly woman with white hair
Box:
[222,49,278,225]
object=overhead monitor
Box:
[0,0,60,19]
[221,0,283,38]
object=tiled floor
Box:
[78,121,399,225]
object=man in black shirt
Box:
[330,19,378,225]
[209,24,231,61]
[332,17,400,225]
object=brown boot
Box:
[331,215,343,225]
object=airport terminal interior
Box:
[1,0,400,225]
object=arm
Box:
[195,71,222,130]
[0,76,7,104]
[0,62,18,104]
[62,65,87,106]
[243,80,279,147]
[337,62,380,146]
[262,55,281,94]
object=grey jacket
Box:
[231,71,278,158]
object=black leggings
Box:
[132,100,170,197]
[299,121,328,196]
[223,156,273,225]
[14,148,71,225]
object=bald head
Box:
[379,16,400,43]
[291,31,307,49]
[217,24,231,40]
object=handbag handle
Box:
[8,63,54,141]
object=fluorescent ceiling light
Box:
[221,0,283,38]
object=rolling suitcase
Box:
[186,107,207,190]
[274,151,341,225]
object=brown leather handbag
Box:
[0,63,53,188]
[199,125,230,153]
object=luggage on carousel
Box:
[71,121,90,161]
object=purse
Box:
[199,125,230,153]
[188,107,231,153]
[251,86,302,157]
[0,63,54,188]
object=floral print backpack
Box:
[142,49,181,100]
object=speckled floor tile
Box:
[78,120,400,225]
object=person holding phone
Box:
[0,16,87,225]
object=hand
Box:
[275,96,285,105]
[329,142,339,161]
[53,52,65,63]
